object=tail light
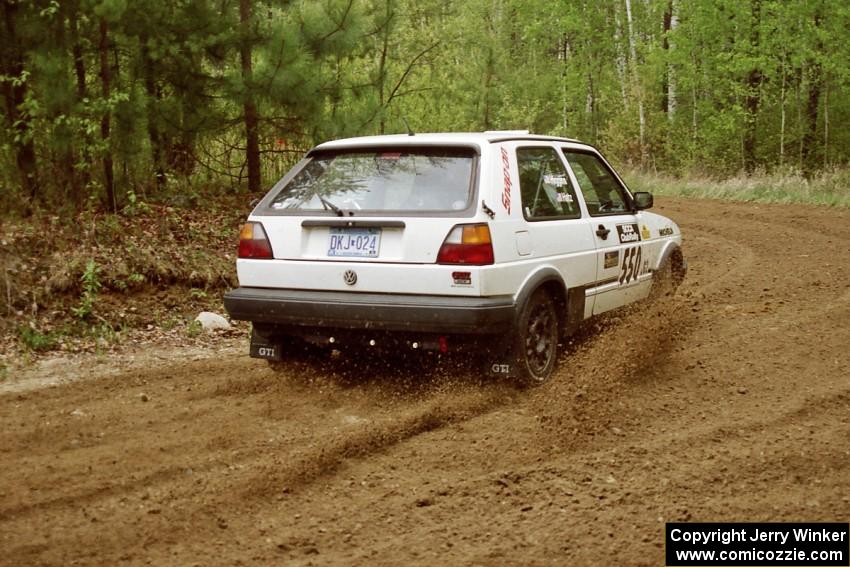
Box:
[437,223,494,265]
[238,222,274,259]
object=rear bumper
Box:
[223,287,515,334]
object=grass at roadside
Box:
[623,167,850,208]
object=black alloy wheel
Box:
[516,290,559,383]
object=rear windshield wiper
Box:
[318,194,345,216]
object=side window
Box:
[516,147,581,220]
[561,150,630,216]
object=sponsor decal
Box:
[604,250,619,269]
[617,223,641,243]
[500,147,512,214]
[641,224,651,240]
[543,174,568,187]
[556,193,574,203]
[659,226,674,237]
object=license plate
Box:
[328,228,381,258]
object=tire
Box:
[650,257,674,300]
[513,290,559,384]
[650,251,683,301]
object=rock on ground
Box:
[194,311,231,331]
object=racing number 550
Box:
[619,246,642,285]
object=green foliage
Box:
[1,0,849,212]
[71,259,102,321]
[122,190,151,216]
[185,319,203,337]
[89,320,122,346]
[189,288,208,300]
[18,325,58,352]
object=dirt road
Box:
[2,197,848,566]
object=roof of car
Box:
[313,131,587,151]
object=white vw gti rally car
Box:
[224,131,685,383]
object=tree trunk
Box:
[560,34,569,132]
[795,65,803,169]
[613,1,628,110]
[376,0,392,135]
[68,3,91,198]
[54,3,81,202]
[624,0,646,166]
[661,2,670,114]
[691,67,697,144]
[98,17,116,211]
[662,0,677,122]
[587,71,598,144]
[803,65,822,176]
[239,0,261,194]
[779,50,786,166]
[801,10,822,177]
[141,39,165,190]
[1,0,39,206]
[823,79,828,169]
[482,46,494,130]
[742,0,762,174]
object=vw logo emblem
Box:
[343,269,357,286]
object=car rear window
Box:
[268,147,476,214]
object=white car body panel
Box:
[234,131,683,321]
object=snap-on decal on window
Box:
[543,174,568,187]
[617,223,641,243]
[500,147,512,214]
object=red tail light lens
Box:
[238,222,274,259]
[437,224,494,265]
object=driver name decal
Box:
[500,147,512,214]
[617,223,641,243]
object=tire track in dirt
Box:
[0,353,520,565]
[2,361,511,493]
[238,385,513,498]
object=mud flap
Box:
[484,359,519,378]
[481,335,521,378]
[564,286,585,337]
[249,328,282,361]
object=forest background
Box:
[2,0,848,212]
[1,0,848,355]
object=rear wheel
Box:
[513,290,559,384]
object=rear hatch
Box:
[237,145,487,296]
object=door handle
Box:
[596,225,610,239]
